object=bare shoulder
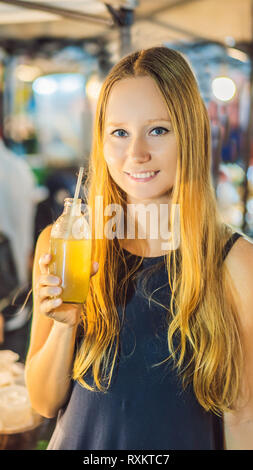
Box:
[32,223,53,294]
[33,224,53,264]
[224,235,253,277]
[36,224,53,248]
[224,234,253,327]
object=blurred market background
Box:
[0,0,253,450]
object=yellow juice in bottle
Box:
[50,237,92,303]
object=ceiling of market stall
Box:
[0,0,252,50]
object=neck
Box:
[121,193,173,257]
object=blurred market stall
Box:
[0,0,253,448]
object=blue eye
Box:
[150,127,168,136]
[111,129,127,137]
[111,126,169,137]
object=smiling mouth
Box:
[125,170,160,182]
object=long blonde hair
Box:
[73,46,243,415]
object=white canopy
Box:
[0,0,251,47]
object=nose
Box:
[127,135,151,163]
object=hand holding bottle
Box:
[37,253,99,327]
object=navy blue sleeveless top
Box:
[47,232,242,450]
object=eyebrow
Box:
[106,118,171,127]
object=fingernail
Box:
[93,262,99,270]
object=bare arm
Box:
[25,225,98,418]
[223,236,253,449]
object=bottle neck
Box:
[63,198,82,216]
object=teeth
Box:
[130,171,155,178]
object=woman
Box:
[25,46,253,450]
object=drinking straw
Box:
[64,166,84,240]
[73,166,84,201]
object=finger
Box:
[37,274,61,288]
[39,253,52,275]
[40,297,62,315]
[46,311,56,320]
[90,261,99,277]
[38,286,62,300]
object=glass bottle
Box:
[49,198,92,304]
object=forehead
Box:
[104,76,170,122]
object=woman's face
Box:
[103,75,178,204]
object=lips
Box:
[125,170,159,175]
[125,170,160,182]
